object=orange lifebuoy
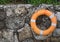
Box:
[30,9,57,36]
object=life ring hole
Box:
[36,15,51,30]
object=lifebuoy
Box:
[30,9,57,36]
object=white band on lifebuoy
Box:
[40,30,43,35]
[31,19,36,22]
[49,14,54,19]
[51,23,56,27]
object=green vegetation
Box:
[0,0,13,4]
[27,0,60,6]
[0,0,27,4]
[0,0,60,5]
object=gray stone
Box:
[55,12,60,21]
[2,29,14,42]
[6,8,13,16]
[57,21,60,28]
[39,4,53,9]
[55,5,60,11]
[22,38,34,42]
[4,4,16,9]
[14,6,28,16]
[0,5,4,8]
[51,37,60,42]
[6,14,25,29]
[19,24,32,41]
[0,21,5,29]
[0,38,10,42]
[53,28,60,36]
[0,8,6,20]
[17,4,33,8]
[0,31,3,38]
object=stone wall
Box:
[0,4,60,42]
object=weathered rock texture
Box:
[0,4,60,42]
[19,24,32,41]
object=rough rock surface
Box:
[0,21,5,29]
[19,24,32,41]
[5,4,33,42]
[0,4,60,42]
[0,8,6,20]
[22,38,34,42]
